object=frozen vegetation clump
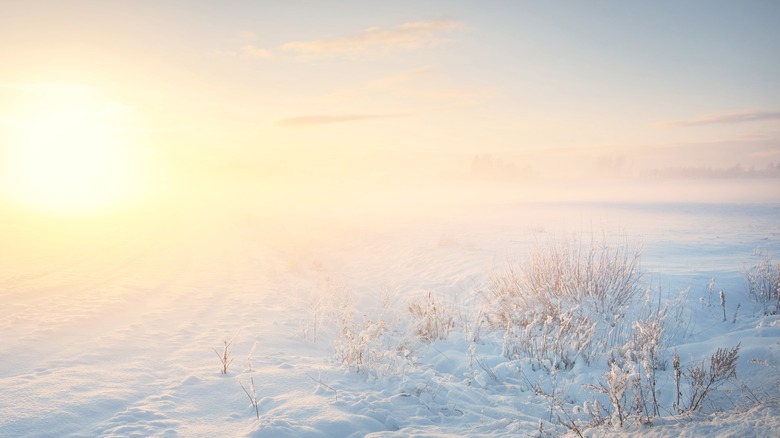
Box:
[680,344,741,413]
[745,249,780,314]
[484,232,644,369]
[575,343,741,431]
[316,229,774,435]
[407,290,455,343]
[332,285,416,377]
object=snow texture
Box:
[2,201,779,437]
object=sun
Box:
[3,96,139,214]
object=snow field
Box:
[1,201,779,437]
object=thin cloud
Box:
[276,113,409,127]
[672,110,780,127]
[280,21,461,58]
[215,44,272,58]
[217,31,272,58]
[239,45,272,58]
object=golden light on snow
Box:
[3,96,139,214]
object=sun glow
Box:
[3,95,140,214]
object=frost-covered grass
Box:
[745,249,780,315]
[1,201,779,437]
[484,232,644,369]
[316,229,775,435]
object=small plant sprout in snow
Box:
[238,342,260,420]
[707,277,716,308]
[672,350,682,412]
[213,337,235,375]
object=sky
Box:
[1,0,779,215]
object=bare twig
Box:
[213,338,235,375]
[307,374,339,401]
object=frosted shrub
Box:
[486,232,643,367]
[585,361,642,427]
[408,291,455,342]
[682,344,741,412]
[632,318,663,416]
[572,289,687,429]
[586,361,636,427]
[336,317,415,376]
[501,307,599,370]
[335,305,413,376]
[335,317,386,373]
[517,233,642,317]
[624,288,691,416]
[583,356,660,428]
[745,250,780,314]
[575,343,741,431]
[303,275,350,342]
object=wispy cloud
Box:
[222,21,461,60]
[276,113,409,127]
[217,31,272,58]
[672,110,780,127]
[238,45,272,58]
[280,21,461,58]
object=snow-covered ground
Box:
[2,192,779,437]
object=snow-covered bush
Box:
[583,355,663,428]
[304,273,411,375]
[577,343,740,430]
[408,291,455,343]
[620,288,690,416]
[631,317,663,416]
[500,306,600,370]
[585,361,638,427]
[334,289,415,377]
[336,316,388,373]
[576,342,739,430]
[303,275,350,342]
[745,250,780,314]
[485,232,643,368]
[681,344,741,412]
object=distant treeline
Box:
[644,163,780,179]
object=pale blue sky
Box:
[1,0,779,184]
